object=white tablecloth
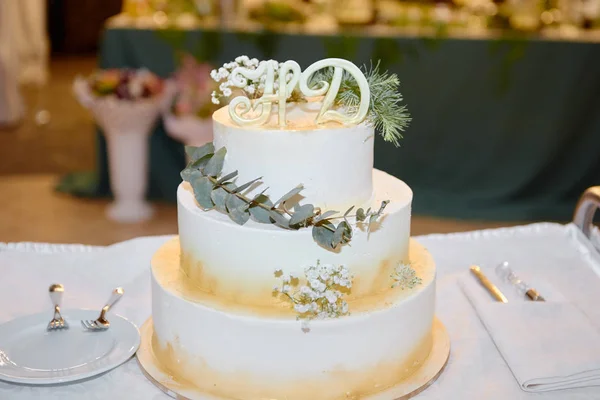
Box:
[1,223,600,399]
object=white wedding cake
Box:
[149,57,437,399]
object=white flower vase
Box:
[163,112,214,162]
[73,78,167,223]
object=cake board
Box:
[136,317,450,400]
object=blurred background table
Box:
[59,22,600,222]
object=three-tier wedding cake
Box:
[148,57,437,400]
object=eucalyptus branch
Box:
[182,143,389,251]
[206,175,272,212]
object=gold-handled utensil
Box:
[47,284,69,331]
[81,287,124,332]
[470,265,508,303]
[495,262,545,302]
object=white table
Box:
[1,223,600,399]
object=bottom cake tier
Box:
[150,238,436,400]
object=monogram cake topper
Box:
[210,56,410,145]
[214,58,370,128]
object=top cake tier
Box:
[212,101,374,211]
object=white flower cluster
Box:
[210,56,296,105]
[391,263,422,289]
[273,261,353,330]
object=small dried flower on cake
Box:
[391,263,422,290]
[273,261,353,331]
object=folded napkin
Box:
[460,270,600,392]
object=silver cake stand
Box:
[136,317,450,400]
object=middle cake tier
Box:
[177,168,412,314]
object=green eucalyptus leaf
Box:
[312,221,335,250]
[332,224,345,248]
[252,192,270,204]
[203,147,227,177]
[217,170,238,184]
[180,167,202,183]
[366,207,372,215]
[225,193,250,225]
[289,204,315,227]
[249,205,273,223]
[377,200,390,215]
[223,182,237,191]
[274,185,304,207]
[211,187,228,213]
[191,176,214,209]
[269,210,290,229]
[249,195,274,224]
[228,206,250,225]
[332,221,352,248]
[356,208,366,222]
[233,177,262,193]
[225,192,248,212]
[342,221,353,242]
[186,143,214,162]
[190,154,213,171]
[343,206,355,217]
[315,210,338,222]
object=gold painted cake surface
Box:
[152,237,436,317]
[151,328,433,400]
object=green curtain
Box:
[58,27,600,221]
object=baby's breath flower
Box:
[273,261,353,331]
[391,263,422,290]
[325,290,337,304]
[341,302,349,314]
[235,55,249,64]
[218,67,229,78]
[294,303,311,313]
[211,91,220,105]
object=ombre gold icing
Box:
[152,237,435,317]
[151,325,433,400]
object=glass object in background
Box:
[495,262,546,301]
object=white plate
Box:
[0,309,140,385]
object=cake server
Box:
[81,287,124,331]
[47,284,69,331]
[470,265,508,303]
[495,262,545,302]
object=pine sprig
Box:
[311,61,411,147]
[182,143,389,251]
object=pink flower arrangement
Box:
[88,68,164,100]
[170,54,218,119]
